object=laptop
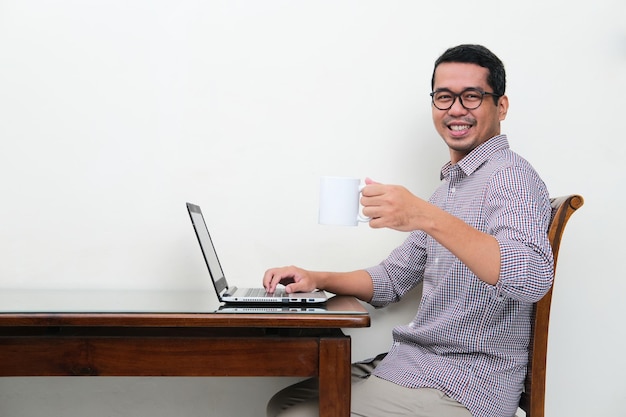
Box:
[186,203,328,305]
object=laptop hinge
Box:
[222,286,237,297]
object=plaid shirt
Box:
[366,135,554,417]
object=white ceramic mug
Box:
[318,176,370,226]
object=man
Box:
[263,44,554,417]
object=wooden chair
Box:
[518,194,584,417]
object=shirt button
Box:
[451,187,456,193]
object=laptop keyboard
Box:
[244,288,285,297]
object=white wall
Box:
[0,1,624,416]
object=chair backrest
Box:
[518,194,584,417]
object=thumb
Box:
[285,281,307,294]
[365,177,380,185]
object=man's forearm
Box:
[315,270,375,302]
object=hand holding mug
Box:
[360,179,432,232]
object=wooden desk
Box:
[0,294,370,417]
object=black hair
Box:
[431,44,506,102]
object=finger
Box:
[263,269,288,292]
[284,282,301,294]
[362,178,378,196]
[262,269,276,291]
[367,217,385,229]
[285,279,312,294]
[362,182,387,199]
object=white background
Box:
[0,1,624,416]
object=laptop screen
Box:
[187,203,228,294]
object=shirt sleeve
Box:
[486,165,554,303]
[365,231,428,307]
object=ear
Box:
[498,95,509,121]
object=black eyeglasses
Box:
[430,88,501,110]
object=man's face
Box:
[431,62,509,164]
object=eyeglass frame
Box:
[429,87,502,111]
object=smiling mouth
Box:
[449,124,471,131]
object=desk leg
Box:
[319,335,351,417]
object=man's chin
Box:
[444,136,473,150]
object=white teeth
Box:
[450,125,470,131]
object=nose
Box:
[447,96,468,115]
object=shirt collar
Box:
[440,134,510,180]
